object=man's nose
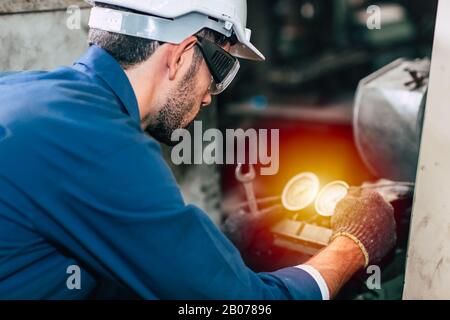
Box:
[201,93,212,107]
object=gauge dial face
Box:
[315,181,349,217]
[282,172,320,211]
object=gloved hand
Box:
[331,187,397,267]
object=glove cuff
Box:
[331,232,369,268]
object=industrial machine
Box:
[354,58,430,182]
[223,57,430,299]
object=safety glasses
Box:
[195,36,240,95]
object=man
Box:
[0,0,396,299]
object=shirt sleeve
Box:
[32,138,324,300]
[295,265,330,300]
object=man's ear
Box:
[167,36,198,81]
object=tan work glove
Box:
[331,187,397,267]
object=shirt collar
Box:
[73,45,141,124]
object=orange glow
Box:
[222,121,375,216]
[265,124,373,193]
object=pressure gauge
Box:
[282,172,320,211]
[315,181,349,217]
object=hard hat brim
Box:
[231,41,265,61]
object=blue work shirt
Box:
[0,45,323,300]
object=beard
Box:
[145,54,202,146]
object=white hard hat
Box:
[85,0,265,61]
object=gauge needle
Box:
[330,194,342,203]
[292,184,309,197]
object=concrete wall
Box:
[0,0,87,14]
[0,1,89,71]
